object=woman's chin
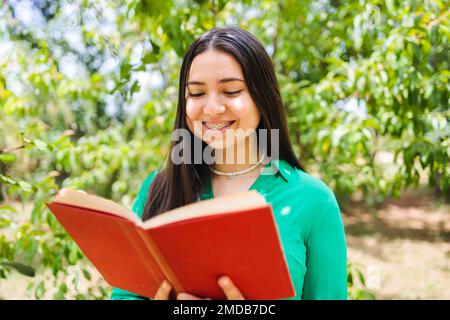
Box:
[206,136,247,151]
[206,139,233,150]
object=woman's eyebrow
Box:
[186,78,245,86]
[219,77,245,83]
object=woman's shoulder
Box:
[141,170,159,189]
[278,160,337,204]
[278,160,342,230]
[131,170,160,219]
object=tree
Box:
[1,0,448,299]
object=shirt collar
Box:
[262,158,293,182]
[200,158,294,201]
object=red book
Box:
[46,189,295,300]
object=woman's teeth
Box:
[203,121,235,130]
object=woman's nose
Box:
[203,95,225,115]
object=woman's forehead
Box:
[188,49,244,83]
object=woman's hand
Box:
[154,280,173,300]
[154,276,245,300]
[177,276,245,300]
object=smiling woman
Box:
[110,26,347,300]
[185,49,260,152]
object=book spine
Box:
[135,227,185,295]
[116,222,164,285]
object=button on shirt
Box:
[110,159,347,300]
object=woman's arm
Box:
[302,193,348,300]
[110,287,152,300]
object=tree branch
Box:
[0,145,25,154]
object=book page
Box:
[52,188,140,224]
[51,188,267,228]
[141,190,267,229]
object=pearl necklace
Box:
[208,154,266,180]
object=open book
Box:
[46,188,295,300]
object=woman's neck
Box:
[212,137,262,173]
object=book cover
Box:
[46,189,295,300]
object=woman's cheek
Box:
[228,97,260,130]
[185,101,201,120]
[227,96,246,115]
[185,101,203,136]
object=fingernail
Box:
[162,280,170,289]
[219,276,229,286]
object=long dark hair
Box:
[142,26,303,221]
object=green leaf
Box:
[142,52,158,65]
[0,174,17,185]
[217,0,228,11]
[120,62,132,81]
[35,281,45,299]
[130,81,141,95]
[150,39,160,55]
[82,269,91,281]
[357,269,366,286]
[18,181,33,192]
[0,262,36,277]
[68,245,80,264]
[0,153,16,164]
[0,204,17,214]
[32,139,54,151]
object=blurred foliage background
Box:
[0,0,448,300]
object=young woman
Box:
[111,26,347,300]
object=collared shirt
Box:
[111,159,347,300]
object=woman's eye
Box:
[188,92,204,97]
[224,90,243,96]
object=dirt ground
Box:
[343,188,450,299]
[1,187,449,299]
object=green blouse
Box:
[110,159,347,300]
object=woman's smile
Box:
[202,120,236,134]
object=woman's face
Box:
[185,49,261,150]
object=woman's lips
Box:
[202,120,236,133]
